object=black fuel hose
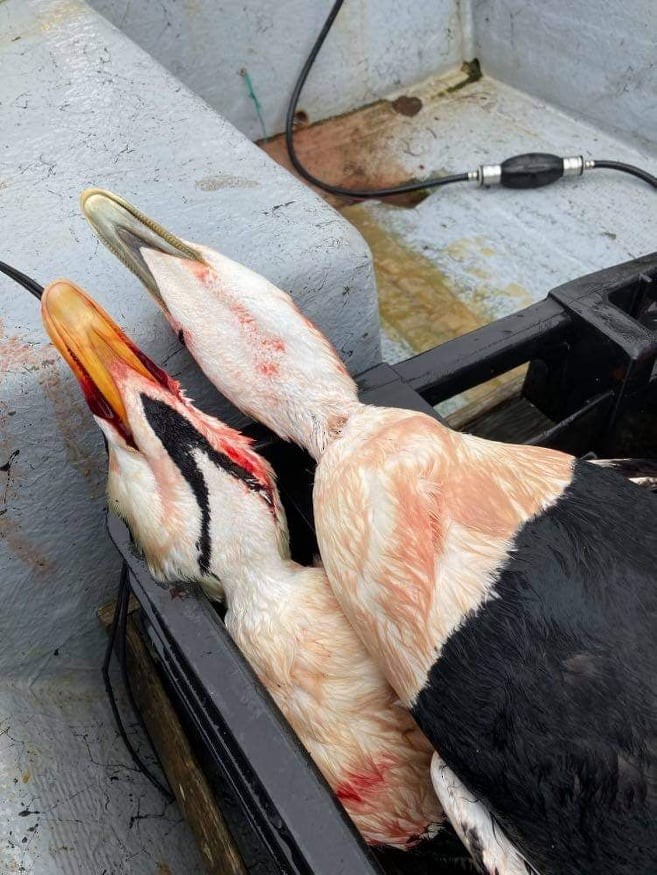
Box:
[285,0,657,199]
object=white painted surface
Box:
[0,678,204,874]
[88,0,465,140]
[472,0,657,155]
[88,0,657,156]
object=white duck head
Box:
[41,279,288,597]
[80,188,359,460]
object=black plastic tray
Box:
[109,252,657,874]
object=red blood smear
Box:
[258,361,280,376]
[67,330,179,450]
[222,441,272,491]
[229,300,258,330]
[261,338,285,353]
[78,370,136,449]
[188,262,213,285]
[129,340,180,396]
[335,768,386,804]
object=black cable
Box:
[102,562,174,801]
[284,0,469,199]
[0,261,43,299]
[117,565,174,801]
[589,160,657,190]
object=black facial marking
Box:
[412,463,657,875]
[142,395,272,573]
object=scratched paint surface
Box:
[0,679,203,874]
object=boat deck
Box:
[0,679,203,874]
[263,65,657,414]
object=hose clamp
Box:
[477,164,502,186]
[562,155,585,177]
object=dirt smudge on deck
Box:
[343,204,482,352]
[343,205,526,412]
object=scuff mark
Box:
[1,449,20,506]
[195,174,258,191]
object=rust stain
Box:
[0,334,45,382]
[391,95,423,117]
[38,367,97,482]
[0,514,55,575]
[156,864,173,875]
[21,771,30,783]
[259,97,434,208]
[259,62,481,209]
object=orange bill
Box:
[41,280,178,445]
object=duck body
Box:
[79,189,657,872]
[314,403,657,873]
[225,560,441,848]
[39,278,444,851]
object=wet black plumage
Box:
[413,462,657,874]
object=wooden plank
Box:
[444,371,527,432]
[99,600,247,875]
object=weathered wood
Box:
[99,600,247,875]
[445,371,527,432]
